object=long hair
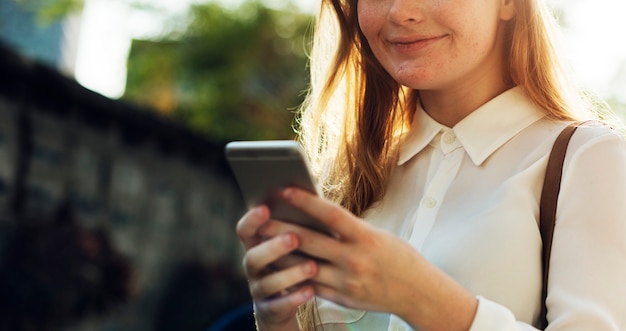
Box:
[295,0,414,218]
[295,0,600,329]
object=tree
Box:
[9,0,84,23]
[123,1,312,141]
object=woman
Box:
[236,0,626,330]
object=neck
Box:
[419,78,513,127]
[418,26,513,127]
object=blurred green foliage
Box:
[11,0,83,24]
[123,1,312,141]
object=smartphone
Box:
[225,140,331,235]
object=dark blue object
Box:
[207,303,256,331]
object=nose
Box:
[388,0,425,25]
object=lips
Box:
[388,35,447,52]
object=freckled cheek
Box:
[357,6,381,40]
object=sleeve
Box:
[469,297,539,331]
[546,129,626,330]
[470,128,626,331]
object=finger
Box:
[244,232,300,277]
[272,250,309,270]
[254,285,315,321]
[306,258,341,290]
[280,188,362,241]
[236,205,270,249]
[310,281,346,307]
[249,260,318,299]
[308,264,363,309]
[259,220,342,262]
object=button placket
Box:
[422,196,437,208]
[408,146,464,251]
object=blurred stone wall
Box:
[0,43,251,331]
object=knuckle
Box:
[362,231,384,249]
[250,279,269,298]
[236,207,267,239]
[344,254,370,275]
[343,256,376,283]
[235,219,246,239]
[235,212,254,238]
[343,277,366,296]
[242,256,251,274]
[326,206,345,227]
[242,254,257,276]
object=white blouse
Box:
[314,87,626,330]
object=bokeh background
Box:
[0,0,624,330]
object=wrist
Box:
[396,266,478,331]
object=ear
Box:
[499,0,516,21]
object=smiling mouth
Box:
[389,35,446,52]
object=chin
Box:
[390,70,436,90]
[396,78,437,91]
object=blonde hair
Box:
[295,0,609,329]
[295,0,414,217]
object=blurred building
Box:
[0,43,250,330]
[0,0,81,76]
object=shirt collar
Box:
[398,87,546,166]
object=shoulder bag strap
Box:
[538,122,582,328]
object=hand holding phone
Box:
[225,140,331,235]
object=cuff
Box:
[468,296,519,331]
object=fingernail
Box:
[303,261,315,275]
[283,233,296,247]
[282,188,294,199]
[301,287,314,300]
[253,206,267,219]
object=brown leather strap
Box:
[538,122,582,328]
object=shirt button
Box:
[422,197,437,208]
[443,131,457,144]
